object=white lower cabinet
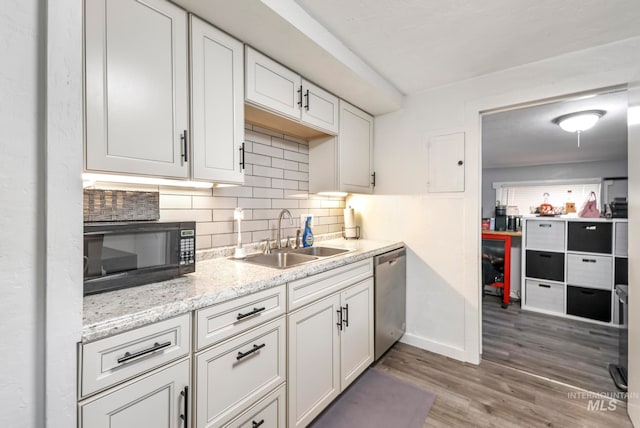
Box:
[79,358,190,428]
[223,384,286,428]
[288,278,374,428]
[195,317,287,428]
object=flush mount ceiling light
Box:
[552,110,606,147]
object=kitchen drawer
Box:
[615,257,628,286]
[288,258,373,311]
[80,313,190,398]
[567,222,612,254]
[223,384,286,428]
[196,285,286,351]
[196,316,286,428]
[525,279,564,314]
[567,253,612,290]
[525,250,564,282]
[525,220,565,252]
[615,222,628,256]
[567,286,611,322]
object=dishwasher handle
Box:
[376,248,406,265]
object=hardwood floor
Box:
[375,342,632,427]
[482,296,620,396]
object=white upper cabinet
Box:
[190,15,245,184]
[245,47,302,120]
[85,0,189,178]
[339,101,374,193]
[427,132,465,192]
[245,47,339,135]
[300,79,339,134]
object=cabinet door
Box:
[340,278,374,389]
[80,358,190,428]
[300,79,339,134]
[85,0,189,177]
[339,101,374,194]
[190,16,244,184]
[427,132,465,192]
[288,294,341,428]
[245,47,301,120]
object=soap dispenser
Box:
[302,216,314,247]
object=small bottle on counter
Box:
[302,216,314,247]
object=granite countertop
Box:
[82,238,404,343]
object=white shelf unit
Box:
[521,217,628,326]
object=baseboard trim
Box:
[400,333,468,362]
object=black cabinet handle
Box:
[180,386,189,427]
[252,420,265,428]
[117,341,171,364]
[539,254,552,258]
[582,258,597,263]
[539,224,552,228]
[342,304,349,328]
[371,172,376,187]
[336,307,343,331]
[181,130,188,162]
[580,290,596,296]
[304,89,309,110]
[457,160,463,166]
[237,306,266,321]
[538,284,551,288]
[239,142,245,169]
[236,343,266,361]
[297,85,303,107]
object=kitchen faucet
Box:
[277,209,294,249]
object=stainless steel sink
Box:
[238,246,352,269]
[290,246,350,257]
[241,252,319,269]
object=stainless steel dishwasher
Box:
[374,247,407,360]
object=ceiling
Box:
[481,90,628,169]
[296,0,640,94]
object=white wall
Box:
[350,35,640,365]
[0,1,46,426]
[481,160,628,217]
[0,2,83,427]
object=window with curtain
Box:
[495,181,602,215]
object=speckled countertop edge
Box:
[82,239,405,343]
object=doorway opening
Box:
[479,87,629,399]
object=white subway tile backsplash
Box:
[271,157,299,171]
[159,194,192,209]
[252,164,284,179]
[253,142,284,159]
[155,127,345,251]
[192,196,238,209]
[284,151,309,163]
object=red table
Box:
[482,231,522,308]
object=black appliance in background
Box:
[495,205,507,231]
[609,284,628,391]
[610,198,628,218]
[83,221,196,295]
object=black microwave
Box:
[83,221,196,296]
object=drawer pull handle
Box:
[539,254,552,258]
[582,258,597,263]
[336,307,343,331]
[180,386,188,427]
[252,420,265,428]
[538,284,551,288]
[584,225,597,230]
[237,306,266,321]
[237,343,266,361]
[539,224,552,228]
[117,341,172,364]
[342,304,349,328]
[580,290,596,296]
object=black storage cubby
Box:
[567,286,611,322]
[615,257,628,285]
[526,250,564,282]
[567,222,612,254]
